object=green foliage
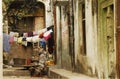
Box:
[3,0,14,5]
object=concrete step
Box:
[3,76,49,79]
[3,67,31,76]
[48,67,97,79]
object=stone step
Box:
[48,67,97,79]
[3,67,31,76]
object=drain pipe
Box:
[69,0,75,72]
[72,0,75,72]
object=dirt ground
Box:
[3,76,49,79]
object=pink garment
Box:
[44,34,51,40]
[9,36,14,43]
[43,30,52,40]
[33,31,38,36]
[23,33,28,37]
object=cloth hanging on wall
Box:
[32,35,40,43]
[28,32,33,37]
[43,29,53,40]
[40,38,46,50]
[33,31,38,36]
[23,33,28,37]
[3,33,10,52]
[26,37,32,42]
[17,37,23,44]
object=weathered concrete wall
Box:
[98,0,116,78]
[61,6,71,70]
[34,2,45,31]
[74,0,88,74]
[9,43,32,61]
[56,6,62,68]
[34,17,45,31]
[85,0,98,76]
[16,17,34,33]
[74,0,98,76]
[56,5,71,70]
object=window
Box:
[82,2,86,55]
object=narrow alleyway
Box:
[1,0,120,79]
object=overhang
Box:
[54,0,69,6]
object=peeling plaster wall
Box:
[61,6,71,70]
[85,0,98,76]
[56,6,62,68]
[34,17,45,31]
[56,5,71,70]
[74,0,98,76]
[98,0,116,78]
[74,0,88,74]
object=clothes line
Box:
[8,27,53,47]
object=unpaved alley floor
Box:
[4,76,49,79]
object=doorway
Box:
[102,4,115,78]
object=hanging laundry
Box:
[23,33,28,37]
[14,37,18,42]
[22,37,26,41]
[14,32,19,37]
[47,25,54,31]
[39,32,44,38]
[26,37,32,42]
[22,41,27,46]
[9,36,14,44]
[43,29,53,40]
[9,31,14,43]
[40,38,46,50]
[17,37,23,44]
[47,28,54,54]
[48,33,54,47]
[3,33,10,52]
[10,31,14,36]
[32,35,40,43]
[33,31,38,36]
[48,46,54,54]
[22,37,27,46]
[28,32,33,37]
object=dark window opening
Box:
[82,3,86,55]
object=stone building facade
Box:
[53,0,117,79]
[1,0,120,79]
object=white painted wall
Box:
[0,0,3,79]
[85,0,97,75]
[74,0,79,64]
[37,0,54,28]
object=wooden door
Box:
[116,28,120,78]
[116,0,120,78]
